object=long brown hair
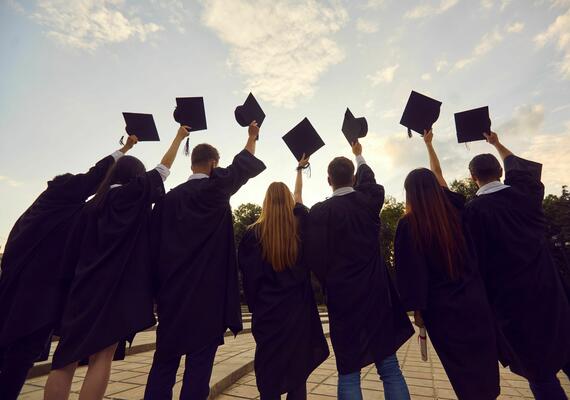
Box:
[403,168,467,279]
[252,182,299,272]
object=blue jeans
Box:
[337,354,410,400]
[528,375,567,400]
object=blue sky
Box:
[1,0,569,249]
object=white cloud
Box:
[150,0,190,33]
[481,0,493,9]
[481,0,512,10]
[498,104,545,137]
[362,0,386,9]
[454,29,503,70]
[436,58,449,72]
[0,176,23,187]
[534,9,570,80]
[421,72,432,80]
[201,0,348,108]
[31,0,162,50]
[356,18,379,33]
[367,64,399,85]
[404,0,458,19]
[506,21,525,33]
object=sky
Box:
[1,0,570,250]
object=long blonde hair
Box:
[252,182,299,272]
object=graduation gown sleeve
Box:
[238,229,263,314]
[394,219,429,311]
[504,155,544,206]
[354,163,385,212]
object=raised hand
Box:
[248,121,260,139]
[351,141,362,157]
[298,153,310,169]
[120,135,138,154]
[483,131,499,146]
[423,129,433,145]
[177,125,190,139]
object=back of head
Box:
[89,155,146,209]
[469,153,502,183]
[191,143,220,168]
[404,168,467,279]
[328,157,355,188]
[253,182,299,272]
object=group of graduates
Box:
[0,111,569,400]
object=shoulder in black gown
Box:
[51,168,164,369]
[306,163,414,375]
[0,155,114,351]
[395,188,499,400]
[153,150,266,360]
[464,155,570,380]
[238,203,329,396]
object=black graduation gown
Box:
[238,204,329,396]
[153,150,265,360]
[306,163,414,375]
[51,169,163,369]
[394,189,499,400]
[0,155,114,350]
[464,155,570,380]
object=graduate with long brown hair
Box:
[238,154,329,400]
[394,129,499,400]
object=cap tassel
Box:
[120,136,125,145]
[184,138,190,156]
[407,128,412,138]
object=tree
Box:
[450,178,478,201]
[543,186,570,296]
[232,203,262,246]
[380,196,405,271]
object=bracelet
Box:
[296,163,310,171]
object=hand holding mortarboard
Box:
[119,135,139,155]
[351,141,362,157]
[400,91,442,138]
[235,93,265,141]
[122,113,160,144]
[245,121,260,156]
[282,118,325,162]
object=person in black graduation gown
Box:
[394,129,499,400]
[145,121,266,400]
[0,139,133,400]
[305,140,414,400]
[238,154,329,400]
[43,126,189,400]
[464,131,570,400]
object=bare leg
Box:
[78,343,118,400]
[44,361,78,400]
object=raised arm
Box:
[161,125,189,169]
[423,129,447,188]
[484,131,513,161]
[244,121,259,155]
[294,154,310,204]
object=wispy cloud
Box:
[356,18,379,34]
[421,72,432,80]
[362,0,386,9]
[30,0,163,51]
[454,29,504,70]
[506,21,525,33]
[404,0,458,19]
[534,9,570,80]
[0,176,23,187]
[201,0,348,108]
[367,64,400,85]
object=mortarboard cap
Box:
[342,108,368,144]
[400,91,442,137]
[173,97,207,131]
[282,118,325,161]
[122,112,160,142]
[235,93,265,127]
[454,106,491,143]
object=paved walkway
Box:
[19,323,570,399]
[221,329,570,400]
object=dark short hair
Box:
[191,143,220,166]
[469,153,502,182]
[328,157,355,187]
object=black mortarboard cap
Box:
[342,108,368,144]
[235,93,265,127]
[282,118,325,161]
[173,97,207,131]
[122,112,160,142]
[454,106,491,143]
[400,91,442,137]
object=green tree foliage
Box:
[450,178,479,201]
[380,196,405,270]
[232,203,262,246]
